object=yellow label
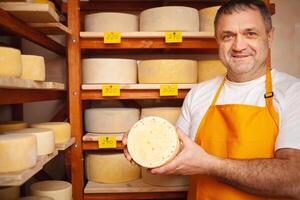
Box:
[165,32,182,43]
[98,136,117,148]
[160,84,178,96]
[102,84,120,96]
[104,32,121,44]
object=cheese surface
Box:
[141,107,181,125]
[84,108,140,133]
[0,133,37,173]
[0,47,22,77]
[199,6,221,32]
[30,181,72,200]
[0,186,20,200]
[82,58,137,84]
[19,196,54,200]
[138,59,198,84]
[198,60,227,82]
[85,12,138,32]
[0,121,28,133]
[127,116,180,168]
[21,55,45,81]
[86,152,141,183]
[140,6,199,31]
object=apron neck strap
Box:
[211,78,226,106]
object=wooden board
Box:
[0,2,59,23]
[83,133,124,142]
[29,23,71,35]
[0,76,65,90]
[56,137,75,151]
[84,180,188,194]
[82,84,195,90]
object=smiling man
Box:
[123,0,300,199]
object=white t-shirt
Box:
[176,69,300,151]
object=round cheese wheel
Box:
[140,6,199,31]
[0,133,37,173]
[32,0,56,10]
[84,12,138,32]
[30,122,71,144]
[84,108,140,133]
[86,152,141,183]
[0,47,22,77]
[141,107,181,125]
[30,181,72,200]
[127,116,180,168]
[138,59,198,84]
[21,55,45,81]
[82,58,137,84]
[6,128,55,156]
[19,196,54,200]
[141,167,189,186]
[199,6,221,32]
[198,60,227,82]
[0,121,28,133]
[0,186,20,200]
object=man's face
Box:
[215,7,273,82]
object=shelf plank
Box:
[56,137,75,151]
[83,140,123,150]
[0,150,58,186]
[82,84,195,90]
[84,192,186,200]
[83,133,124,142]
[0,7,65,55]
[29,23,71,35]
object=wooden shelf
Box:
[83,140,123,150]
[29,23,71,35]
[82,83,195,90]
[56,137,75,151]
[0,150,58,186]
[83,133,123,142]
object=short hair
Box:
[214,0,273,32]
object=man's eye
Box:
[247,32,257,37]
[222,35,232,40]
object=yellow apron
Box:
[188,69,279,200]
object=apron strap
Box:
[211,78,226,106]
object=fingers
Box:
[122,132,128,146]
[151,160,178,175]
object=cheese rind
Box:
[141,107,181,125]
[0,121,28,133]
[86,152,141,183]
[0,47,22,77]
[84,108,140,133]
[138,59,198,84]
[84,12,138,32]
[82,58,137,84]
[30,181,72,200]
[140,6,199,31]
[199,6,221,32]
[198,60,227,82]
[127,116,180,168]
[0,186,20,200]
[0,133,37,173]
[21,55,45,81]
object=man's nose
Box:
[232,35,247,51]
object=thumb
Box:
[176,127,190,145]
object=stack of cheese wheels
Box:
[86,152,141,183]
[30,181,72,200]
[21,55,46,81]
[82,58,137,84]
[0,47,22,77]
[30,122,71,144]
[140,6,199,31]
[0,133,37,173]
[199,6,221,32]
[198,60,227,82]
[84,12,138,32]
[5,128,55,156]
[138,59,198,84]
[84,108,140,133]
[19,196,54,200]
[141,107,181,125]
[0,121,28,133]
[127,116,180,168]
[0,186,20,200]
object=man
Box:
[124,0,300,199]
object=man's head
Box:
[214,0,274,82]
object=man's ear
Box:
[268,27,275,48]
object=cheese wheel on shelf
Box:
[199,6,221,32]
[82,58,137,84]
[19,196,54,200]
[127,116,180,168]
[5,128,55,156]
[0,133,37,173]
[0,47,22,77]
[84,108,140,133]
[141,107,181,125]
[140,6,199,31]
[32,0,56,10]
[138,59,197,84]
[0,186,20,200]
[86,152,141,183]
[30,181,72,200]
[142,167,189,186]
[198,60,227,82]
[84,12,138,32]
[0,121,28,133]
[30,122,71,144]
[21,55,46,81]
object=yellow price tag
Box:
[104,32,121,44]
[165,31,182,43]
[102,84,120,96]
[160,84,178,96]
[98,136,117,148]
